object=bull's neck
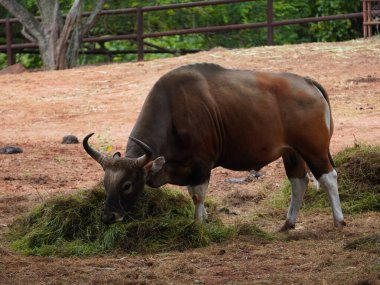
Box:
[125,132,162,159]
[125,82,169,160]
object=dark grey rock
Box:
[0,146,23,154]
[225,170,263,184]
[249,169,263,178]
[62,135,79,144]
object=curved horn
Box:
[129,136,153,166]
[83,133,107,168]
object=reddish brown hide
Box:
[84,63,345,228]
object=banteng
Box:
[83,63,346,231]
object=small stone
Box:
[249,169,263,178]
[218,249,226,255]
[218,207,239,216]
[0,146,23,154]
[62,135,79,144]
[218,207,231,214]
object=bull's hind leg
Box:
[187,180,209,222]
[318,169,346,227]
[280,150,309,232]
[301,152,346,228]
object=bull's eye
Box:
[122,182,132,194]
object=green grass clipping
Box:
[272,144,380,213]
[8,185,273,257]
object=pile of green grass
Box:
[9,184,273,257]
[272,144,380,213]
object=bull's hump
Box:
[178,63,225,72]
[163,63,226,80]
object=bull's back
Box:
[160,65,329,170]
[140,64,331,175]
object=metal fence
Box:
[362,0,380,37]
[0,0,365,66]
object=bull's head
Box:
[83,133,165,225]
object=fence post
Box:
[5,17,14,66]
[137,7,144,61]
[367,1,373,37]
[267,0,273,45]
[363,0,367,37]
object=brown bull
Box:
[83,63,346,231]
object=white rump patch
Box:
[313,85,331,132]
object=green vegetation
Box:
[0,0,363,69]
[9,184,273,257]
[272,144,380,214]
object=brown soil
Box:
[1,37,380,285]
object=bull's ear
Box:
[113,152,121,158]
[144,156,165,174]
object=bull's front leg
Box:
[187,180,209,222]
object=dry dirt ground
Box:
[0,37,380,285]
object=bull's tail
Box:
[328,151,335,168]
[304,77,335,168]
[304,77,334,135]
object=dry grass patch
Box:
[345,234,380,254]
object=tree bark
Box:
[56,0,82,69]
[66,0,106,68]
[36,0,61,69]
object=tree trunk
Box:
[66,0,106,69]
[65,0,106,69]
[0,0,106,70]
[67,27,82,68]
[36,0,61,69]
[55,0,82,69]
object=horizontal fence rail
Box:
[0,0,368,66]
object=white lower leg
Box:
[318,169,345,226]
[195,203,207,221]
[187,180,209,222]
[286,176,308,226]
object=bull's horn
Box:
[129,136,153,166]
[83,133,107,169]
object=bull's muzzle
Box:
[102,212,116,225]
[102,211,125,225]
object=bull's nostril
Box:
[102,213,116,225]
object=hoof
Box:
[194,213,208,224]
[335,220,347,228]
[194,215,208,224]
[279,220,295,232]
